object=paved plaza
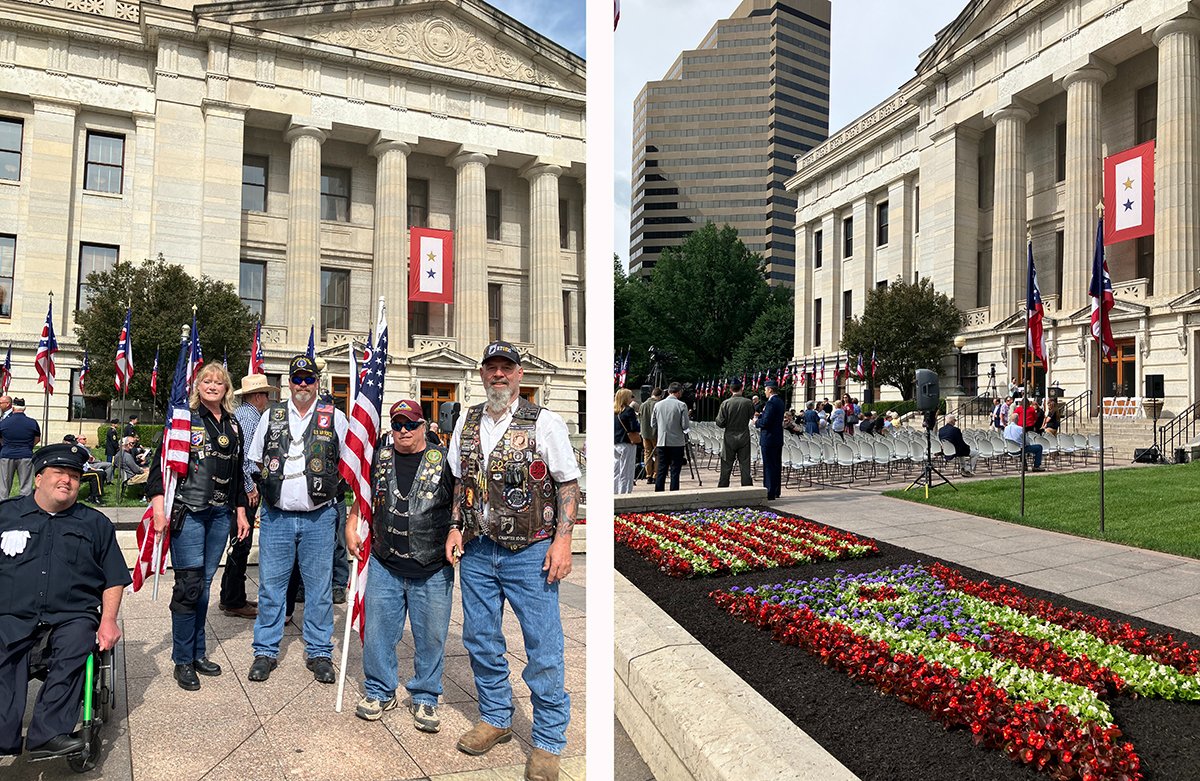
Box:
[4,551,587,781]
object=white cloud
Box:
[489,0,586,57]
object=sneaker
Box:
[355,696,397,722]
[410,702,440,733]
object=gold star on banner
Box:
[426,251,436,262]
[1123,177,1135,190]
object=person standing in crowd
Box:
[0,443,130,759]
[755,379,785,500]
[715,378,754,488]
[104,418,120,462]
[347,400,455,731]
[123,415,140,446]
[803,401,820,434]
[445,341,581,781]
[245,355,349,685]
[612,388,639,495]
[219,374,277,620]
[148,364,250,691]
[0,399,40,497]
[1045,398,1061,436]
[830,398,847,440]
[650,382,689,492]
[637,387,661,485]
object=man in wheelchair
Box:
[0,443,130,759]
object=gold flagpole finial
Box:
[191,303,198,315]
[1096,201,1104,214]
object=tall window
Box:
[320,268,350,335]
[961,353,979,397]
[1137,236,1154,295]
[842,216,853,258]
[1055,122,1067,183]
[1054,231,1064,301]
[84,132,124,194]
[320,167,350,221]
[843,290,853,323]
[876,201,889,246]
[69,368,107,421]
[877,279,888,291]
[0,118,21,181]
[409,301,429,339]
[486,189,501,241]
[563,290,572,345]
[577,390,586,434]
[488,283,502,341]
[977,155,994,209]
[408,178,429,228]
[240,261,266,320]
[813,229,823,268]
[813,298,822,347]
[914,186,920,234]
[976,250,991,308]
[242,155,268,211]
[1136,84,1157,144]
[559,199,570,248]
[77,243,118,311]
[0,235,13,317]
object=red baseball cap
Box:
[389,399,424,423]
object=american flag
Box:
[856,353,865,380]
[0,344,10,393]
[1027,240,1047,370]
[130,325,198,593]
[114,308,133,393]
[338,304,388,641]
[249,320,265,375]
[1089,216,1116,362]
[150,348,159,397]
[79,351,90,395]
[617,349,630,388]
[187,316,204,388]
[35,302,58,394]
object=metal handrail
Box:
[1056,389,1091,435]
[1156,400,1200,464]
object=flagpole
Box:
[1096,205,1106,536]
[42,291,53,441]
[334,560,360,713]
[1021,231,1031,517]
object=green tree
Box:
[840,277,964,400]
[723,293,794,378]
[73,258,255,411]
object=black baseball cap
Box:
[481,341,522,366]
[289,355,318,376]
[33,443,89,475]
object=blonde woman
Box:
[613,388,640,494]
[148,362,250,691]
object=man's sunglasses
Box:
[291,375,317,385]
[391,419,424,432]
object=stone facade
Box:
[787,0,1200,416]
[0,0,586,436]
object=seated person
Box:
[115,437,147,483]
[0,443,129,758]
[1003,418,1043,471]
[936,414,980,476]
[76,435,114,485]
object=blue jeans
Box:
[169,506,231,665]
[253,504,336,660]
[333,500,349,591]
[459,536,569,755]
[1024,443,1044,469]
[362,560,454,705]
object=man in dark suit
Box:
[715,379,755,488]
[754,380,786,500]
[937,414,979,476]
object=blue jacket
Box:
[755,394,785,446]
[0,412,40,459]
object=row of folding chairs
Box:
[1102,397,1142,419]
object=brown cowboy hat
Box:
[233,374,279,397]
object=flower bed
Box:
[615,507,878,577]
[712,563,1200,779]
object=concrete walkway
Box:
[3,556,587,781]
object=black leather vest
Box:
[371,444,452,568]
[176,410,241,512]
[261,401,340,507]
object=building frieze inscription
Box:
[302,13,562,89]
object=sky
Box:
[612,0,964,265]
[489,0,586,58]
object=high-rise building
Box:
[628,0,831,284]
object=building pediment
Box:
[518,352,558,373]
[1167,287,1200,312]
[195,0,584,92]
[408,346,477,368]
[992,308,1057,331]
[1064,297,1149,324]
[917,0,1042,76]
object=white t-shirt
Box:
[247,399,349,512]
[447,396,581,524]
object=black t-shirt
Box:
[0,495,131,644]
[375,450,446,579]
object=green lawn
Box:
[884,462,1200,560]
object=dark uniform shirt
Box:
[0,495,131,644]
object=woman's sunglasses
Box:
[391,419,424,432]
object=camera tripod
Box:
[904,414,956,498]
[684,436,703,487]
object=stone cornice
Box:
[788,93,919,188]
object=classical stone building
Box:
[0,0,586,438]
[629,0,831,284]
[787,0,1200,416]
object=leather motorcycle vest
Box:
[371,444,452,567]
[261,400,340,507]
[176,410,241,512]
[458,398,557,551]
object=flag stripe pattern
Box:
[114,308,133,392]
[1027,241,1047,370]
[1,344,10,394]
[79,351,90,395]
[35,302,58,394]
[250,321,265,375]
[337,307,388,641]
[1089,217,1117,361]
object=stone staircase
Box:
[1064,417,1160,462]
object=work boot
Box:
[247,656,277,682]
[456,722,513,755]
[306,656,335,684]
[525,748,560,781]
[174,663,201,691]
[192,657,222,676]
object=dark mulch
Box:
[616,511,1200,781]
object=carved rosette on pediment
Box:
[302,14,564,88]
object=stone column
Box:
[450,151,489,361]
[284,123,327,350]
[921,125,980,306]
[1151,17,1200,297]
[200,101,246,284]
[370,137,412,350]
[988,101,1035,322]
[793,221,811,358]
[26,98,77,330]
[523,162,565,364]
[1061,63,1111,312]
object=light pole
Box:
[951,334,968,398]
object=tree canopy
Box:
[613,223,787,387]
[73,258,255,410]
[840,277,964,399]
